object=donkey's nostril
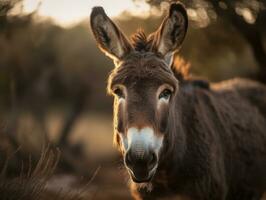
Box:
[125,152,133,167]
[125,150,157,172]
[147,152,157,170]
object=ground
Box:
[7,111,266,200]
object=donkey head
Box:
[90,3,188,183]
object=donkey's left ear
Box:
[152,3,188,57]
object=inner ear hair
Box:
[167,3,188,49]
[152,2,188,57]
[90,7,132,61]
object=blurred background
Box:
[0,0,265,199]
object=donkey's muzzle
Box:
[125,149,157,182]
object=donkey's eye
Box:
[114,88,125,99]
[159,89,172,100]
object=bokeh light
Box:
[23,0,151,26]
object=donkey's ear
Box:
[90,7,132,61]
[152,3,188,57]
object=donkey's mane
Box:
[130,29,191,81]
[130,29,152,52]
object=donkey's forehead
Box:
[109,52,178,88]
[119,51,166,68]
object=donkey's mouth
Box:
[128,166,157,183]
[131,174,152,183]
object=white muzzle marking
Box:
[125,127,163,157]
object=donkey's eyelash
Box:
[159,89,172,100]
[113,88,125,98]
[157,84,175,101]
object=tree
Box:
[140,0,266,82]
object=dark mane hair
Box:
[130,29,193,82]
[130,29,152,52]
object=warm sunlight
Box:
[23,0,151,26]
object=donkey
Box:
[90,2,266,200]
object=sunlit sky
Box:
[23,0,151,26]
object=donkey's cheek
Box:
[117,118,124,133]
[160,116,168,133]
[119,133,128,151]
[157,105,170,133]
[115,100,126,134]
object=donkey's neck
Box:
[156,86,207,184]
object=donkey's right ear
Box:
[90,7,132,62]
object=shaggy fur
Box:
[90,2,266,200]
[130,77,266,200]
[107,52,266,200]
[107,54,266,200]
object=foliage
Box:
[137,0,266,81]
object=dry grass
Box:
[4,111,266,199]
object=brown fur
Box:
[90,3,266,200]
[127,77,266,200]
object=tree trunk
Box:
[244,32,266,82]
[211,0,266,83]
